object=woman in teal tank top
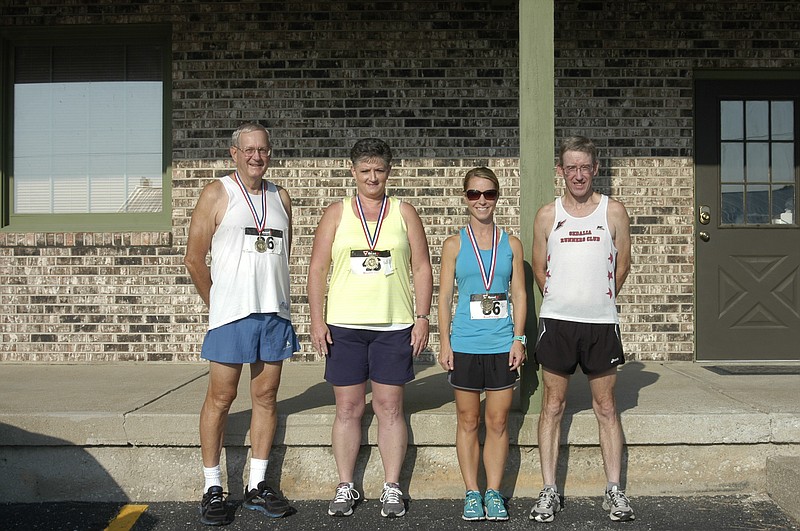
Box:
[438,167,527,521]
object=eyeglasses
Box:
[465,189,499,201]
[562,164,595,176]
[237,146,271,158]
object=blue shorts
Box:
[201,314,299,364]
[324,325,415,386]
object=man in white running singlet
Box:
[529,136,635,524]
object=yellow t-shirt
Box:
[326,196,414,326]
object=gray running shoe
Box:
[327,482,360,517]
[603,486,635,521]
[380,482,406,518]
[529,487,562,523]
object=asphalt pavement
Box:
[1,494,798,531]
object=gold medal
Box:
[255,236,267,253]
[481,295,494,314]
[366,255,379,269]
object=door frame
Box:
[694,70,800,362]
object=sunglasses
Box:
[465,189,499,201]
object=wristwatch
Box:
[512,335,527,347]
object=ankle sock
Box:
[203,465,222,492]
[248,458,268,492]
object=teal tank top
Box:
[450,227,515,354]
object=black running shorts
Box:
[448,351,519,392]
[534,318,624,375]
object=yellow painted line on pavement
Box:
[104,504,149,531]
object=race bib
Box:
[350,249,393,276]
[469,293,509,320]
[243,227,284,255]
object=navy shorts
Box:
[534,318,624,375]
[448,352,518,392]
[201,314,299,364]
[324,325,415,386]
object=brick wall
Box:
[3,0,800,362]
[0,0,520,362]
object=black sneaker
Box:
[243,481,292,518]
[200,485,231,526]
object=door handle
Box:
[699,205,711,225]
[699,231,710,242]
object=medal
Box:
[365,255,379,269]
[255,236,267,253]
[481,295,495,314]
[233,171,268,247]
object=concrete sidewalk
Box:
[0,361,798,520]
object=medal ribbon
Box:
[233,171,267,234]
[356,194,388,250]
[466,224,499,291]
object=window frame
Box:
[0,24,172,232]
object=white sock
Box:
[248,458,269,491]
[203,465,222,492]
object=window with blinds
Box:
[1,26,170,230]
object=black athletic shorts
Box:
[447,351,518,392]
[534,318,624,375]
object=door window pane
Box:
[746,100,769,141]
[721,101,743,141]
[774,184,795,224]
[745,142,769,183]
[772,143,794,183]
[745,184,770,224]
[721,184,744,224]
[772,101,794,141]
[721,143,744,182]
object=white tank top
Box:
[539,195,619,324]
[208,175,291,329]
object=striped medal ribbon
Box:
[233,172,268,251]
[466,223,499,313]
[356,194,388,250]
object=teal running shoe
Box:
[484,489,509,521]
[462,490,485,521]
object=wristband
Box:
[415,314,429,320]
[512,335,527,347]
